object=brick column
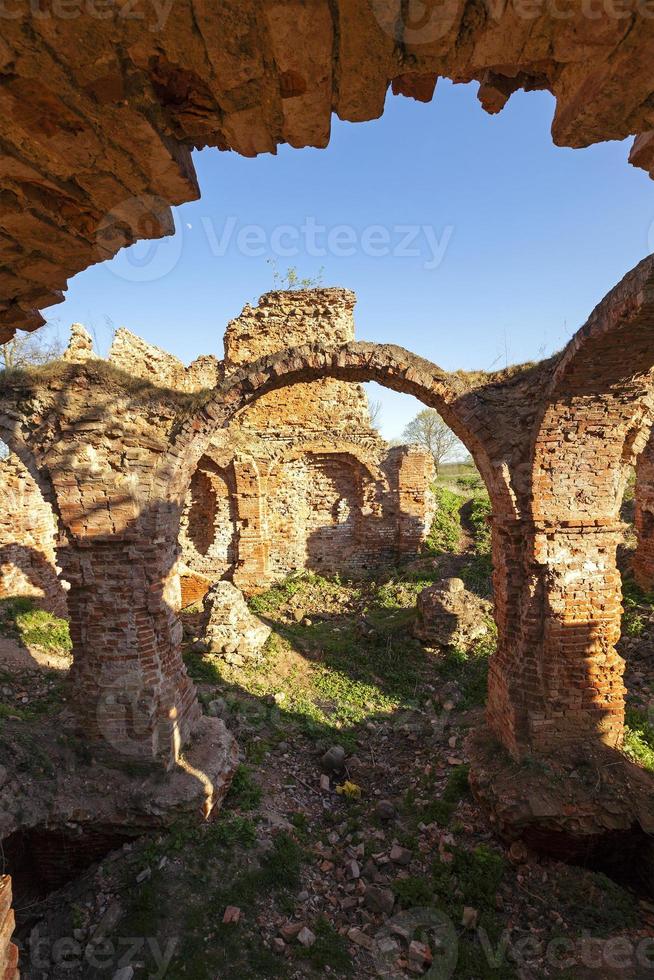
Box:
[634,436,654,590]
[391,446,435,558]
[0,877,19,980]
[47,454,201,767]
[62,532,199,765]
[487,518,625,759]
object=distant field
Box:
[436,460,481,488]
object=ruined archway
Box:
[2,258,654,776]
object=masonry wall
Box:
[0,454,67,617]
[634,436,654,591]
[176,289,435,594]
[51,298,434,605]
[0,876,19,980]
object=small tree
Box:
[367,397,382,430]
[1,326,63,459]
[0,326,63,372]
[402,408,463,475]
[267,259,325,290]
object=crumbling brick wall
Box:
[0,454,67,617]
[178,290,435,592]
[0,876,19,980]
[3,256,654,769]
[634,435,654,591]
[103,291,436,598]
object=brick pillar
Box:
[231,457,269,591]
[393,446,435,557]
[487,518,625,759]
[634,436,654,590]
[0,877,19,980]
[61,528,200,766]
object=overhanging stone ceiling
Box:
[1,0,654,341]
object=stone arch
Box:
[170,342,511,522]
[532,254,654,526]
[2,11,654,340]
[487,255,654,758]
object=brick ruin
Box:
[0,292,435,613]
[178,289,435,599]
[1,4,654,340]
[1,256,653,781]
[2,6,654,965]
[1,259,654,945]
[634,432,654,591]
[0,455,67,618]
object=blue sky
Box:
[44,80,653,440]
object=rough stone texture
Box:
[0,454,67,617]
[202,581,271,662]
[108,328,221,393]
[2,257,654,774]
[0,877,18,980]
[106,291,436,595]
[187,290,435,591]
[62,322,98,364]
[1,8,654,339]
[414,578,491,649]
[634,433,654,590]
[467,728,654,859]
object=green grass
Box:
[468,493,492,555]
[0,597,72,652]
[621,579,653,637]
[624,707,654,770]
[298,915,353,974]
[403,764,471,827]
[226,764,263,811]
[392,843,515,979]
[426,486,463,554]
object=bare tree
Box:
[0,325,63,372]
[402,408,463,474]
[367,397,382,430]
[1,326,63,459]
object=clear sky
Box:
[44,80,653,441]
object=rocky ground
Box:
[0,487,653,979]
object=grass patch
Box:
[436,636,494,709]
[183,648,224,684]
[393,844,515,978]
[624,707,654,771]
[467,493,492,555]
[0,597,71,652]
[226,764,263,811]
[621,579,653,637]
[298,915,353,974]
[425,486,463,554]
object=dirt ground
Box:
[1,495,653,979]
